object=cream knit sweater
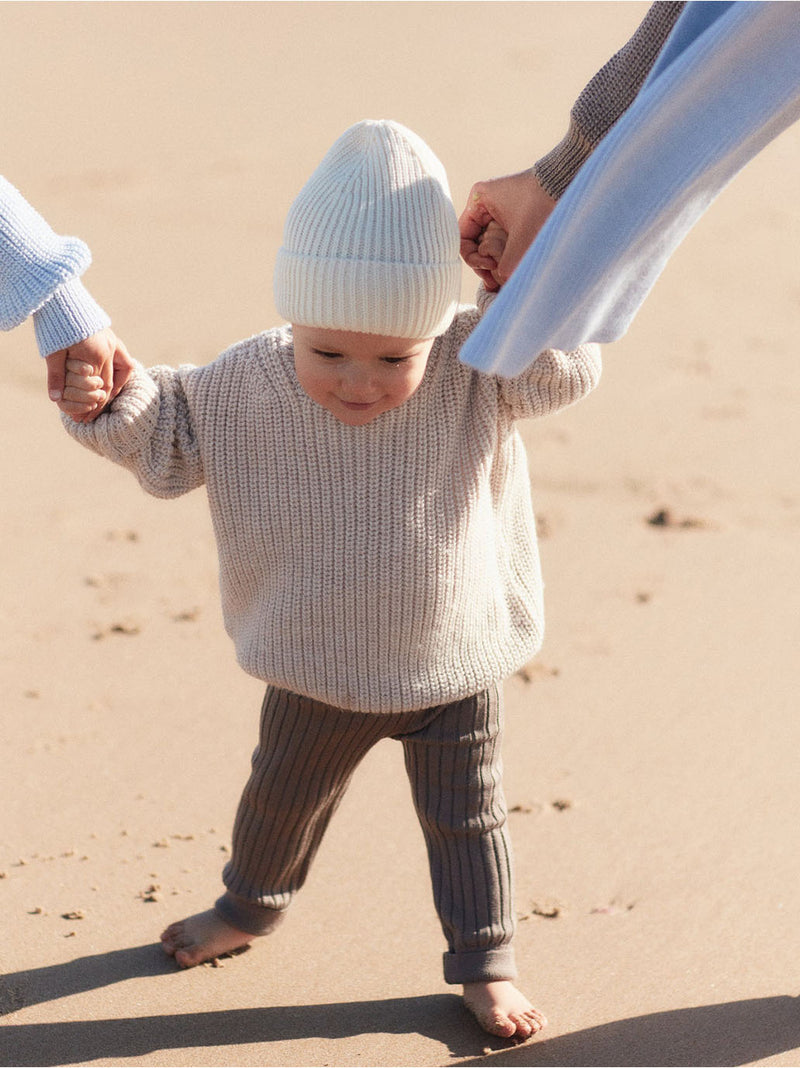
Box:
[64,305,600,713]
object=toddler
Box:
[62,120,601,1040]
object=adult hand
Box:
[46,328,134,422]
[459,168,557,290]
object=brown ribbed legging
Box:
[215,685,516,984]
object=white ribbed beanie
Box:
[274,120,461,338]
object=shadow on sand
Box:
[1,946,799,1066]
[455,995,800,1067]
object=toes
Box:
[160,922,195,958]
[508,1013,533,1038]
[508,1009,547,1039]
[463,983,547,1041]
[491,1008,548,1040]
[160,924,183,952]
[160,934,177,956]
[523,1009,547,1033]
[484,1012,517,1038]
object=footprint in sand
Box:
[515,663,560,683]
[646,508,710,530]
[91,621,141,640]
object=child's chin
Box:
[331,402,387,426]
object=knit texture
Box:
[462,0,800,374]
[215,685,518,982]
[274,120,461,338]
[534,2,685,198]
[0,176,110,354]
[63,305,600,713]
[33,276,111,356]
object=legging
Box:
[215,684,516,984]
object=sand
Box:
[2,3,800,1066]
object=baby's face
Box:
[292,325,434,426]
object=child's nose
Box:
[341,364,379,399]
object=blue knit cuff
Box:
[0,175,94,330]
[33,276,111,357]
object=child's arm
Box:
[62,359,205,499]
[496,341,602,421]
[466,283,601,420]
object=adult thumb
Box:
[45,350,67,401]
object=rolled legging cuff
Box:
[443,946,517,985]
[214,891,287,937]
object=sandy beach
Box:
[2,3,800,1065]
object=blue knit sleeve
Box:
[32,276,111,357]
[0,175,111,354]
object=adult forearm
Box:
[534,1,686,198]
[0,175,110,354]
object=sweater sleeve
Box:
[496,343,602,420]
[533,1,685,198]
[470,284,601,419]
[61,362,205,498]
[0,175,111,355]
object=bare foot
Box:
[462,980,547,1040]
[160,909,254,968]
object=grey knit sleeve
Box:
[61,363,205,498]
[534,1,686,198]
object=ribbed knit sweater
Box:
[63,305,600,713]
[534,1,685,198]
[0,175,110,356]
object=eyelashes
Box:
[313,349,409,365]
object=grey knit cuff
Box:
[533,116,595,200]
[33,276,111,357]
[442,946,517,985]
[214,891,287,937]
[476,284,498,316]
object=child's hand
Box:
[46,328,134,423]
[476,221,509,291]
[61,357,112,422]
[459,168,556,290]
